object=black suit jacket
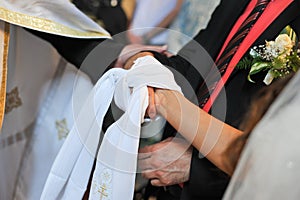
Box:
[152,0,300,199]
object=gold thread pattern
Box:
[5,87,22,114]
[92,168,112,199]
[0,7,110,38]
[55,118,69,140]
[0,122,33,149]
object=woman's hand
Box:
[147,88,181,119]
[122,52,179,120]
[147,88,166,119]
[147,87,156,119]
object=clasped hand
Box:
[141,87,192,187]
[122,52,193,187]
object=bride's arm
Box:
[154,89,242,175]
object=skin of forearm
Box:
[155,89,242,175]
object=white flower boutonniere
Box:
[237,27,300,85]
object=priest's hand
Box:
[138,137,192,186]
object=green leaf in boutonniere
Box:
[236,56,253,70]
[248,62,270,83]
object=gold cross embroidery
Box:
[55,118,69,140]
[98,183,108,200]
[5,87,22,114]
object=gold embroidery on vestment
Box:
[0,7,110,38]
[55,118,69,140]
[5,87,22,114]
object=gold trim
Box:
[0,7,110,38]
[0,22,9,130]
[55,118,70,140]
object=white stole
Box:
[0,0,110,38]
[41,56,182,200]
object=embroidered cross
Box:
[55,118,69,140]
[98,183,108,200]
[93,168,112,199]
[5,87,22,114]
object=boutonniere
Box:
[237,27,300,85]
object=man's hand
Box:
[138,137,192,187]
[123,52,154,70]
[114,44,167,68]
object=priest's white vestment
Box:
[0,1,110,199]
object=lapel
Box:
[203,0,295,112]
[177,0,250,92]
[195,0,251,59]
[231,0,295,67]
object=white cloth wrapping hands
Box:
[41,56,182,200]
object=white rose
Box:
[275,34,293,53]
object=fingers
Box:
[123,52,154,70]
[146,44,168,53]
[150,179,162,187]
[144,170,171,187]
[141,168,166,185]
[142,170,158,180]
[116,44,156,68]
[147,87,156,119]
[150,179,168,187]
[115,43,167,68]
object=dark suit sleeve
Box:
[180,150,229,200]
[25,29,125,70]
[289,0,300,35]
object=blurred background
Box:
[72,0,220,53]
